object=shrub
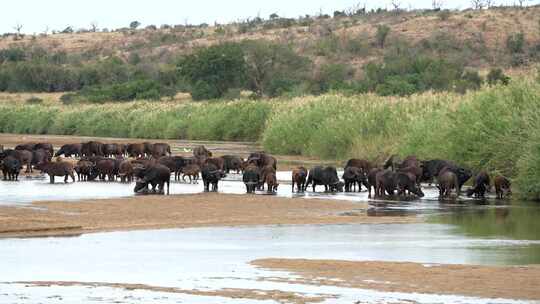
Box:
[77,79,175,102]
[60,93,77,105]
[375,24,390,48]
[506,32,525,54]
[25,96,43,104]
[487,68,510,86]
[191,80,220,101]
[438,10,451,21]
[178,43,247,99]
[242,40,311,97]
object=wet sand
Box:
[0,193,416,238]
[13,281,330,304]
[252,259,540,301]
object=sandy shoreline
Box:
[252,258,540,300]
[0,193,416,238]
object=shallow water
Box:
[1,223,539,303]
[2,172,540,303]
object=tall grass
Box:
[0,100,272,141]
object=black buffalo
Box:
[1,156,22,181]
[133,164,171,195]
[201,163,226,192]
[55,144,82,158]
[305,166,344,193]
[243,165,260,193]
[466,171,490,198]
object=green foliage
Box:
[375,24,390,48]
[76,79,175,103]
[242,40,311,97]
[178,43,247,99]
[312,63,351,93]
[25,96,43,104]
[506,32,525,54]
[487,68,511,85]
[362,52,468,96]
[130,21,141,29]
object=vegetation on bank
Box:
[1,5,539,101]
[1,74,539,199]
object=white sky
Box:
[0,0,538,34]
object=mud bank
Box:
[252,259,540,300]
[0,193,415,238]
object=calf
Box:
[291,167,308,193]
[494,175,511,199]
[181,164,201,184]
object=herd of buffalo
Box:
[0,141,512,200]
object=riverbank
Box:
[252,258,540,301]
[0,193,416,238]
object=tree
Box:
[471,0,485,9]
[13,23,23,39]
[485,0,496,7]
[432,0,444,9]
[243,40,311,97]
[177,43,247,100]
[90,22,98,32]
[390,0,401,10]
[375,24,390,48]
[130,21,141,29]
[269,13,279,20]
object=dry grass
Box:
[1,6,538,71]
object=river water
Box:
[1,172,539,303]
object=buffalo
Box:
[494,175,511,199]
[133,164,171,195]
[247,152,277,171]
[243,165,260,193]
[205,157,225,171]
[1,156,22,181]
[127,143,145,158]
[367,168,383,198]
[437,167,460,198]
[221,155,244,174]
[466,171,491,198]
[306,166,344,193]
[342,166,368,192]
[118,160,134,183]
[36,160,76,184]
[345,159,372,174]
[181,164,201,183]
[74,160,93,181]
[396,172,424,197]
[88,159,117,181]
[292,167,308,193]
[193,145,212,158]
[152,143,171,158]
[81,141,104,157]
[201,163,226,192]
[55,144,82,158]
[375,169,397,197]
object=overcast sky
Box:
[1,0,538,34]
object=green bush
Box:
[506,32,525,54]
[25,96,43,104]
[77,79,175,103]
[487,68,510,86]
[375,24,390,48]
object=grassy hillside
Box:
[2,6,540,71]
